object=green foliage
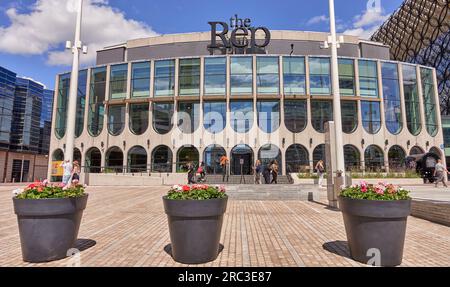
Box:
[14,181,86,199]
[350,171,419,179]
[340,182,411,201]
[167,184,226,200]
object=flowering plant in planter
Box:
[13,180,86,199]
[167,184,226,200]
[340,181,410,201]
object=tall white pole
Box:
[65,0,84,163]
[329,0,346,180]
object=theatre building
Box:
[48,25,445,182]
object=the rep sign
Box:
[208,15,271,50]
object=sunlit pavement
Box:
[0,185,449,267]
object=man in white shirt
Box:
[61,160,73,186]
[433,159,449,188]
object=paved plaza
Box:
[0,185,450,267]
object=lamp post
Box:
[327,0,346,182]
[64,0,87,163]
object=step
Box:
[203,175,293,185]
[223,184,318,201]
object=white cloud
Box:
[343,4,390,39]
[19,76,47,89]
[307,15,329,26]
[0,0,159,66]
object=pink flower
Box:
[375,184,385,195]
[361,185,368,193]
[42,179,49,186]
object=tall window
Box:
[204,57,226,95]
[55,73,70,139]
[177,102,200,133]
[339,58,355,95]
[284,100,307,133]
[230,100,253,133]
[283,56,305,95]
[359,60,378,97]
[107,105,125,136]
[365,145,384,171]
[152,145,173,172]
[257,101,280,133]
[257,57,279,94]
[361,101,381,134]
[344,145,360,171]
[311,100,333,133]
[403,65,421,135]
[129,103,149,135]
[75,70,87,137]
[153,102,173,134]
[341,101,358,133]
[128,146,147,173]
[179,58,200,96]
[382,62,402,135]
[309,57,331,95]
[154,60,175,97]
[131,62,150,98]
[203,101,226,133]
[285,144,309,173]
[230,56,253,94]
[110,64,128,99]
[88,67,106,136]
[421,67,438,136]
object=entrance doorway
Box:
[231,144,253,175]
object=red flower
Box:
[37,187,43,192]
[182,185,190,192]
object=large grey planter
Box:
[163,196,228,264]
[338,196,411,266]
[13,194,88,263]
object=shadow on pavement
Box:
[74,238,97,252]
[322,240,352,259]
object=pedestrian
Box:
[220,154,229,182]
[271,160,279,184]
[60,159,73,186]
[254,160,262,184]
[72,160,80,184]
[197,161,206,182]
[263,162,271,184]
[315,160,325,188]
[433,159,449,187]
[187,162,196,184]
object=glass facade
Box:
[382,63,402,135]
[128,146,147,172]
[204,57,226,95]
[361,101,381,134]
[88,67,106,136]
[283,56,305,95]
[285,144,309,173]
[55,73,70,139]
[39,89,53,154]
[106,147,123,173]
[338,59,355,95]
[309,57,331,95]
[231,144,253,175]
[230,56,253,94]
[129,103,149,135]
[284,100,307,133]
[107,105,125,136]
[230,100,253,133]
[153,102,173,134]
[341,101,358,133]
[179,58,200,96]
[154,60,175,97]
[256,57,279,94]
[344,145,360,171]
[203,101,226,133]
[177,102,200,133]
[204,144,226,175]
[388,145,405,171]
[403,65,422,135]
[75,70,87,137]
[359,60,378,97]
[257,101,280,133]
[110,64,128,99]
[152,145,172,172]
[177,145,199,172]
[0,66,16,149]
[258,144,282,174]
[365,145,384,171]
[311,100,333,133]
[421,68,438,136]
[131,62,150,98]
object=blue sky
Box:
[0,0,403,89]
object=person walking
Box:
[263,162,271,184]
[254,160,262,184]
[60,160,73,186]
[220,154,229,182]
[187,162,196,184]
[271,160,279,184]
[197,161,206,182]
[315,160,325,188]
[433,159,449,187]
[71,161,80,184]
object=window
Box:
[410,146,424,155]
[403,65,421,135]
[55,73,70,139]
[177,102,200,133]
[106,147,123,173]
[152,145,173,172]
[285,144,309,173]
[231,56,252,94]
[309,57,331,95]
[284,100,307,133]
[131,62,150,98]
[257,57,279,94]
[344,145,360,171]
[107,105,125,136]
[230,100,253,133]
[359,60,378,97]
[365,145,384,171]
[230,144,254,175]
[75,70,87,137]
[421,68,438,136]
[128,146,147,173]
[283,56,305,95]
[341,101,358,133]
[85,147,101,173]
[154,60,175,97]
[153,102,173,134]
[338,59,355,95]
[88,67,106,136]
[311,100,333,133]
[129,103,149,135]
[361,101,381,134]
[203,101,226,133]
[204,145,226,175]
[177,145,199,172]
[382,62,402,135]
[179,58,200,96]
[258,144,282,174]
[388,145,405,171]
[110,64,128,99]
[257,101,280,133]
[313,144,326,169]
[204,57,226,95]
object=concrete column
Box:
[416,65,427,140]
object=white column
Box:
[64,0,84,163]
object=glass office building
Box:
[49,30,444,176]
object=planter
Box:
[338,196,411,266]
[163,196,228,264]
[13,194,88,263]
